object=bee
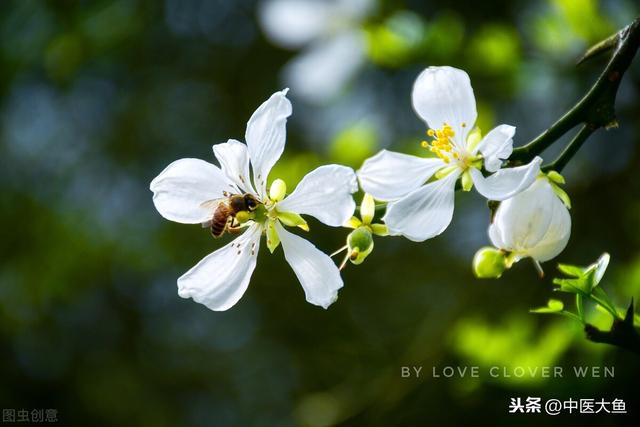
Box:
[200,192,260,238]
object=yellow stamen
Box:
[420,123,456,162]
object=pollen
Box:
[422,124,456,162]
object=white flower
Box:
[357,66,542,242]
[150,90,358,310]
[258,0,375,103]
[489,176,571,264]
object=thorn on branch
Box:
[624,297,635,325]
[509,17,640,166]
[584,298,640,355]
[577,32,619,66]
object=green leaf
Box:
[552,277,590,295]
[591,286,619,318]
[530,299,583,323]
[554,253,611,295]
[530,299,565,313]
[554,254,617,320]
[557,263,585,278]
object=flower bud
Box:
[269,178,287,202]
[489,177,571,263]
[472,246,507,279]
[347,226,374,265]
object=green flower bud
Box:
[269,178,287,202]
[472,246,507,279]
[347,226,374,265]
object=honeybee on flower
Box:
[150,90,358,310]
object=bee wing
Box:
[199,198,228,228]
[200,198,228,210]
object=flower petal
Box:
[213,139,256,195]
[150,158,236,224]
[489,179,554,251]
[283,31,365,104]
[277,164,358,227]
[357,150,445,202]
[275,221,342,308]
[411,66,477,145]
[489,178,571,262]
[382,170,460,242]
[527,199,571,262]
[246,90,292,198]
[475,124,516,172]
[258,0,333,49]
[177,224,262,311]
[470,156,542,201]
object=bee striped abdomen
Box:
[210,205,231,238]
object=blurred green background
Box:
[1,0,640,425]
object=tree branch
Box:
[508,17,640,166]
[584,299,640,355]
[541,124,596,173]
[369,19,640,222]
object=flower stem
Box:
[508,17,640,166]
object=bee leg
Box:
[227,217,243,234]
